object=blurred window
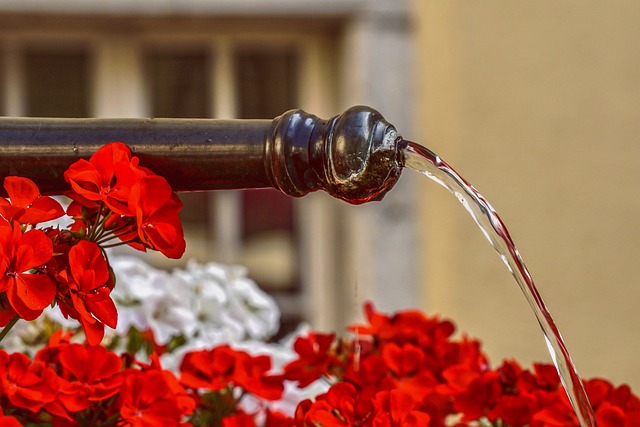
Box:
[236,48,298,118]
[146,50,210,119]
[24,49,90,117]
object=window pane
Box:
[235,48,298,119]
[146,51,210,118]
[24,50,89,117]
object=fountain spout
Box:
[0,106,403,204]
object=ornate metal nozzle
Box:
[0,106,404,204]
[267,106,403,204]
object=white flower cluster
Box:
[108,256,282,369]
[114,257,280,342]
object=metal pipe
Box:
[0,106,404,204]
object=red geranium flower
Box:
[489,394,538,427]
[351,302,473,379]
[136,353,196,417]
[532,394,579,427]
[0,350,56,413]
[284,332,339,387]
[351,301,455,349]
[373,389,432,427]
[531,378,640,427]
[120,369,184,427]
[180,345,237,391]
[441,365,502,421]
[222,411,257,427]
[180,345,283,401]
[64,142,145,215]
[0,176,64,224]
[128,175,185,259]
[62,142,185,260]
[382,343,426,379]
[34,329,74,366]
[58,240,117,345]
[344,353,396,391]
[52,343,123,413]
[0,220,55,320]
[232,351,284,400]
[302,382,376,427]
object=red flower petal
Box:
[4,176,39,208]
[12,274,56,311]
[77,313,105,346]
[15,229,53,270]
[135,175,172,216]
[68,240,109,290]
[85,289,118,329]
[19,196,65,224]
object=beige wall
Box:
[413,1,640,389]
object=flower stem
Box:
[100,239,140,249]
[0,314,20,343]
[87,204,108,241]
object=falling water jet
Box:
[401,141,597,427]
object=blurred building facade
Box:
[0,0,417,336]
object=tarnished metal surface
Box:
[0,117,271,195]
[0,107,404,203]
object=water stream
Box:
[401,141,596,426]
